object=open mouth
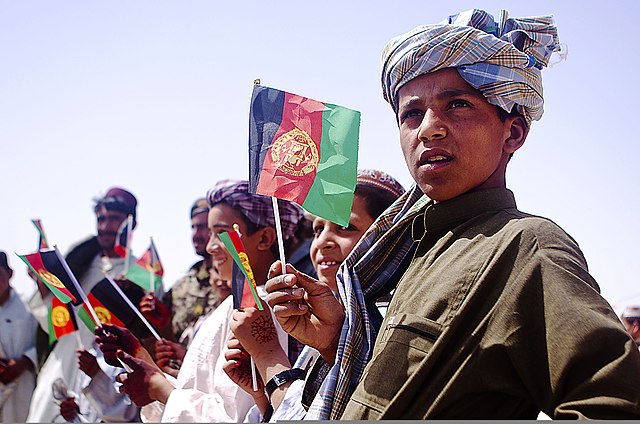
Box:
[424,155,452,164]
[317,260,341,268]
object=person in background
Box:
[225,169,405,422]
[0,251,38,422]
[57,347,140,423]
[621,306,640,349]
[97,180,311,422]
[27,186,164,422]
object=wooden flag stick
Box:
[271,197,287,276]
[105,276,161,340]
[53,246,102,327]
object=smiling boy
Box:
[266,9,640,420]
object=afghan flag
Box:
[124,263,162,293]
[249,84,360,227]
[32,219,50,250]
[18,250,80,305]
[77,278,136,329]
[113,215,133,260]
[218,231,262,310]
[137,238,163,276]
[48,296,78,345]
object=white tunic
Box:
[26,255,126,423]
[0,288,38,422]
[142,288,288,423]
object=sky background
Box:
[2,1,639,312]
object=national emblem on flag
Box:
[48,297,78,345]
[77,278,152,339]
[18,250,80,305]
[249,84,360,227]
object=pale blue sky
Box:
[2,1,638,310]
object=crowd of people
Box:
[2,8,640,422]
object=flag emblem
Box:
[238,252,255,284]
[51,304,71,328]
[94,305,114,324]
[271,128,319,177]
[38,270,66,290]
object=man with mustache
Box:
[26,187,145,422]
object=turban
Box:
[357,169,405,198]
[190,197,209,219]
[381,9,560,124]
[95,186,138,219]
[206,179,304,240]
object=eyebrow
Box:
[399,88,480,110]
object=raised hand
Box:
[229,305,282,359]
[95,323,153,367]
[59,397,80,421]
[77,349,100,378]
[223,337,264,395]
[115,350,174,406]
[265,261,345,364]
[139,293,170,329]
[154,338,186,377]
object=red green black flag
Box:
[32,219,50,250]
[77,278,153,339]
[18,250,80,305]
[249,84,360,227]
[48,296,78,345]
[218,231,262,310]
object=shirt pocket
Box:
[349,313,442,415]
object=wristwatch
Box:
[265,368,306,398]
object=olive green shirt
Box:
[344,188,640,419]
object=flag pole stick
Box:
[271,197,287,276]
[53,246,102,328]
[105,276,161,340]
[123,215,133,276]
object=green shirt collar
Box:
[416,188,517,236]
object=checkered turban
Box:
[381,9,560,124]
[206,179,304,240]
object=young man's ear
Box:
[503,115,529,155]
[256,227,277,252]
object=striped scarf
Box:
[306,184,431,419]
[381,9,560,124]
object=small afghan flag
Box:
[18,250,80,305]
[113,215,133,259]
[32,219,50,250]
[249,84,360,227]
[218,230,262,310]
[48,296,78,345]
[124,263,162,293]
[77,278,135,329]
[137,238,163,276]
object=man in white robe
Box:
[27,187,163,422]
[0,251,38,422]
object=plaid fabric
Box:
[306,184,431,419]
[381,9,560,124]
[206,179,304,240]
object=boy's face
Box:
[396,68,520,201]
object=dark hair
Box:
[224,203,297,258]
[355,184,400,220]
[496,105,526,125]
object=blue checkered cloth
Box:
[381,9,560,124]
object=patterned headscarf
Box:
[357,169,405,198]
[206,179,304,240]
[381,9,560,124]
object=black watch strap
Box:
[265,368,306,398]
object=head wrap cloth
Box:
[381,9,560,124]
[206,179,304,240]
